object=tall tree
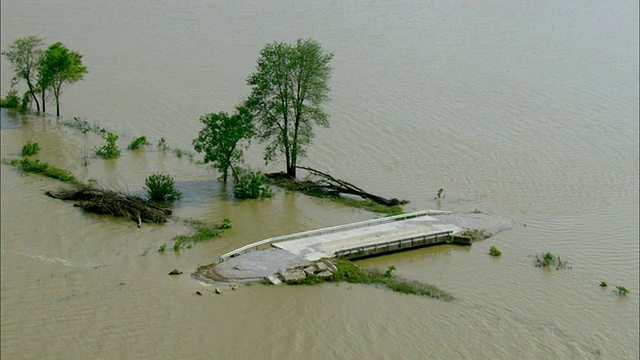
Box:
[245,38,333,178]
[193,106,254,183]
[38,42,88,117]
[1,36,45,112]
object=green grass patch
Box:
[332,196,404,215]
[172,218,232,244]
[10,158,81,185]
[287,258,454,301]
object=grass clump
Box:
[172,218,232,244]
[15,158,80,184]
[534,252,570,269]
[128,136,148,150]
[21,141,41,156]
[96,132,121,159]
[489,245,502,257]
[328,258,454,301]
[145,173,182,202]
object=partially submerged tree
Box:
[1,35,45,112]
[245,38,333,178]
[193,106,254,183]
[38,42,88,117]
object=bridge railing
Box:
[218,209,450,262]
[334,230,453,259]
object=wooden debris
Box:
[46,186,171,224]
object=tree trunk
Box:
[41,89,46,113]
[287,164,296,178]
[27,82,40,112]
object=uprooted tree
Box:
[269,166,408,207]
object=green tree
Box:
[193,106,254,183]
[1,36,45,112]
[38,42,88,117]
[245,38,333,178]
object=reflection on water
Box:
[1,0,638,359]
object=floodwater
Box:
[1,1,638,359]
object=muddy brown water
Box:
[1,1,638,359]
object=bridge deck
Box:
[218,210,465,263]
[273,215,462,261]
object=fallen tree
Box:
[46,186,171,226]
[267,166,408,207]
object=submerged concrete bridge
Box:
[218,210,468,263]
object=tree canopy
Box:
[193,106,254,183]
[1,35,45,112]
[245,38,333,178]
[38,42,88,117]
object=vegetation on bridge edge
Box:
[286,258,454,301]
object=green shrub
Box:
[233,171,273,199]
[489,245,502,257]
[158,243,166,253]
[600,281,608,287]
[145,173,182,202]
[128,136,148,150]
[0,89,20,108]
[96,132,121,159]
[21,141,41,156]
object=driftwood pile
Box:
[46,186,171,226]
